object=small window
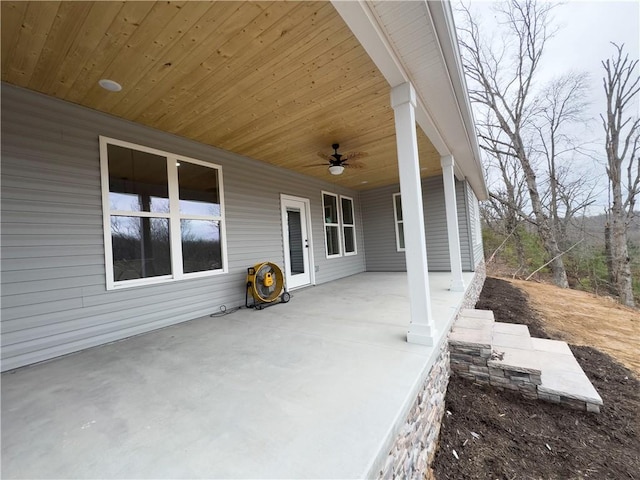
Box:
[393,193,405,251]
[341,196,356,255]
[100,137,227,289]
[322,192,341,257]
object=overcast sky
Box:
[454,1,640,213]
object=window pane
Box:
[341,197,354,225]
[108,144,169,212]
[395,195,403,221]
[178,162,221,216]
[181,219,222,273]
[111,216,171,281]
[325,226,340,255]
[398,222,405,249]
[323,194,338,224]
[344,226,355,253]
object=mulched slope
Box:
[432,277,640,480]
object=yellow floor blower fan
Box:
[245,262,291,310]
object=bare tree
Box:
[601,43,640,307]
[534,73,597,242]
[457,0,572,287]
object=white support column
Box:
[391,82,435,346]
[441,155,465,292]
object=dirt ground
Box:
[432,277,640,480]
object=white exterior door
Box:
[281,195,312,289]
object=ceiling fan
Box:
[311,143,367,175]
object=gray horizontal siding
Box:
[0,83,365,371]
[361,177,474,272]
[466,182,484,266]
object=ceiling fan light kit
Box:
[329,165,345,175]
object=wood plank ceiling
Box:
[1,1,441,190]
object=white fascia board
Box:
[426,0,488,200]
[331,0,450,157]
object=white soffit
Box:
[332,0,488,200]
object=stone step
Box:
[449,309,603,413]
[492,322,533,350]
[532,338,603,411]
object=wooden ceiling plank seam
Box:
[254,122,397,165]
[103,2,225,116]
[169,32,365,137]
[27,1,94,92]
[109,2,253,117]
[90,1,193,112]
[97,0,282,113]
[3,1,61,87]
[207,63,386,149]
[77,1,187,107]
[1,2,29,79]
[145,2,332,130]
[183,41,380,141]
[64,1,156,104]
[104,1,221,116]
[46,2,126,99]
[112,2,273,119]
[244,103,396,156]
[143,3,340,131]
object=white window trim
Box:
[322,191,342,258]
[99,136,228,290]
[340,195,357,256]
[393,192,405,252]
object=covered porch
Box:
[1,271,477,479]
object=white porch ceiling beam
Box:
[331,0,450,157]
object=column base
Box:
[407,324,435,346]
[450,278,466,292]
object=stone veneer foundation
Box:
[377,263,486,480]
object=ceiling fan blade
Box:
[304,163,330,168]
[344,151,368,160]
[317,152,332,161]
[344,160,365,169]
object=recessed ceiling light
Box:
[361,181,368,184]
[176,162,181,167]
[98,79,122,92]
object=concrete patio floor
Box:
[1,271,476,479]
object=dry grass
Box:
[507,278,640,376]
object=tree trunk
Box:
[517,147,570,288]
[604,222,615,288]
[611,185,635,306]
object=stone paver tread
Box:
[459,309,495,321]
[455,316,494,330]
[492,331,534,350]
[487,346,542,374]
[493,322,531,337]
[531,338,573,355]
[449,327,492,348]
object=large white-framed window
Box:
[341,195,357,256]
[393,193,405,252]
[99,136,227,290]
[322,191,342,258]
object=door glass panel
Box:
[398,222,405,249]
[181,219,222,273]
[178,162,221,216]
[326,226,340,255]
[110,216,171,280]
[287,209,305,274]
[108,144,169,212]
